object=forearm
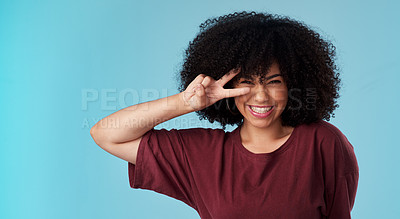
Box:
[90,92,193,144]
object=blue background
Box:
[1,0,399,218]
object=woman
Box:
[91,11,359,218]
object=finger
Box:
[195,84,205,97]
[222,87,250,98]
[201,76,213,88]
[189,74,206,89]
[217,67,241,85]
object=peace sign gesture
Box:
[182,68,250,111]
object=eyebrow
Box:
[239,74,282,83]
[264,74,282,81]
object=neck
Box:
[240,119,292,147]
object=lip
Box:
[247,105,274,118]
[248,105,273,108]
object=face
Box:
[233,62,288,129]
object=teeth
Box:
[250,106,273,114]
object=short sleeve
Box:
[128,128,197,210]
[319,123,360,218]
[324,172,359,219]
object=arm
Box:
[325,172,359,218]
[90,69,249,164]
[90,92,191,164]
[320,126,359,218]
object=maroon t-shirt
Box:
[128,120,359,219]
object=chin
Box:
[244,114,284,128]
[245,119,274,129]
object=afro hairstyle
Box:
[178,11,341,129]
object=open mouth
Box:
[247,105,274,118]
[249,106,273,113]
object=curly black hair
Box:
[178,11,341,129]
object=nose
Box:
[252,85,269,103]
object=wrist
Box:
[177,91,196,113]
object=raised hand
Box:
[182,68,250,111]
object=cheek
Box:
[271,88,288,102]
[234,96,247,110]
[234,97,240,107]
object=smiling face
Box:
[233,61,288,129]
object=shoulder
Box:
[299,120,352,147]
[151,127,231,156]
[149,127,227,143]
[173,127,226,136]
[299,120,358,175]
[152,127,226,138]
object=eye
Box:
[268,80,281,84]
[240,80,254,85]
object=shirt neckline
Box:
[231,124,299,160]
